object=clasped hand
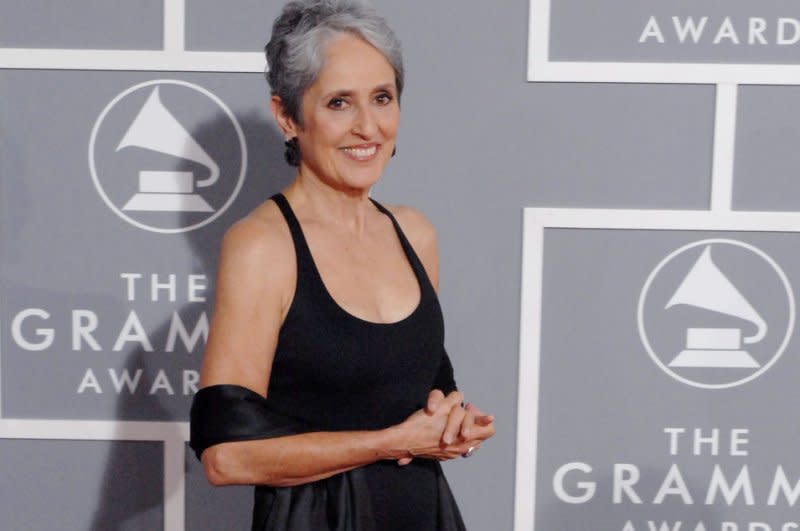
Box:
[396,389,495,465]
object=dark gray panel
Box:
[733,85,800,211]
[535,228,800,527]
[0,0,163,50]
[549,0,800,63]
[0,70,293,421]
[0,439,163,530]
[185,444,253,529]
[185,0,281,52]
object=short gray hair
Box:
[265,0,404,126]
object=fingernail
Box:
[443,435,452,444]
[462,428,470,438]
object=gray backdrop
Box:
[2,0,796,530]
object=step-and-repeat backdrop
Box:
[519,1,800,530]
[4,1,800,530]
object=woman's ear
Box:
[270,95,298,138]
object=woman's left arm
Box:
[391,206,496,460]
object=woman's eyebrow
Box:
[320,83,396,100]
[320,89,354,100]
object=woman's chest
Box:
[304,224,422,325]
[269,307,445,428]
[274,309,443,392]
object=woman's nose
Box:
[351,106,378,138]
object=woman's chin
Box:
[342,176,381,193]
[335,165,387,191]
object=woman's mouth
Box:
[340,144,378,161]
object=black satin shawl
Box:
[190,384,467,531]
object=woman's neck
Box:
[285,169,375,236]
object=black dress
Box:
[191,193,465,530]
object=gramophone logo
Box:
[638,239,794,389]
[89,79,247,233]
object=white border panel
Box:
[514,208,800,531]
[528,0,800,85]
[0,420,190,531]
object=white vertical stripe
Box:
[527,0,551,81]
[514,210,544,531]
[711,83,739,211]
[164,436,187,531]
[164,0,186,52]
[0,299,4,417]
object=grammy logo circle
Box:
[89,79,247,233]
[638,239,794,389]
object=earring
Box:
[391,146,397,158]
[284,137,300,166]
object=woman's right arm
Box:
[197,213,479,487]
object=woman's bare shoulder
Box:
[223,200,290,258]
[217,200,294,295]
[384,204,437,246]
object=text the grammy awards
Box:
[9,273,207,396]
[553,427,800,530]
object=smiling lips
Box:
[340,144,379,161]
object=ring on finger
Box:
[462,446,476,458]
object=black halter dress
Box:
[191,194,465,530]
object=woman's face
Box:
[292,33,400,193]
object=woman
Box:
[190,1,495,529]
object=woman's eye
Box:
[328,98,346,109]
[375,93,393,105]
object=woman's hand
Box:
[394,389,495,465]
[392,390,463,461]
[428,389,495,444]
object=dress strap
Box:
[270,193,316,280]
[369,198,434,294]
